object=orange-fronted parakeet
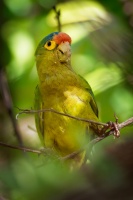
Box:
[35,32,99,167]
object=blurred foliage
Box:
[0,0,133,199]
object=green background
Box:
[0,0,133,199]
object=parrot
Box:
[34,32,99,167]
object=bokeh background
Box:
[0,0,133,199]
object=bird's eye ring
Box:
[44,40,56,50]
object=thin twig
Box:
[61,138,103,161]
[118,117,133,129]
[0,140,94,160]
[0,116,133,160]
[0,141,42,154]
[102,117,133,138]
[53,6,61,32]
[2,104,133,160]
[61,117,133,160]
[16,108,107,127]
[0,70,23,146]
[27,125,37,132]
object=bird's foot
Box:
[106,121,120,138]
[99,114,120,138]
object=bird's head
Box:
[35,32,72,65]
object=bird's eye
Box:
[44,40,56,50]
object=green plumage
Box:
[34,32,99,167]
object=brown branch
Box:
[0,70,23,146]
[57,18,108,32]
[101,116,133,138]
[16,107,133,139]
[118,117,133,129]
[1,105,132,160]
[0,141,42,154]
[1,116,133,161]
[61,138,102,161]
[27,125,37,132]
[16,108,107,127]
[61,117,133,160]
[53,6,61,32]
[64,116,133,160]
[0,140,90,160]
[62,19,100,27]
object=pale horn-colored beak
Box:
[57,41,71,63]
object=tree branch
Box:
[118,117,133,129]
[16,107,133,138]
[0,114,133,161]
[16,107,107,127]
[53,6,61,32]
[0,141,41,154]
[1,109,133,160]
[0,70,23,146]
[58,117,133,160]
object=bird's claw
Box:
[107,121,120,138]
[99,117,120,138]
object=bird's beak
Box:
[58,42,71,55]
[57,42,71,63]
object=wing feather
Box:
[34,85,44,142]
[78,75,98,117]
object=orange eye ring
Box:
[44,40,56,50]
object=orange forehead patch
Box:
[53,32,71,45]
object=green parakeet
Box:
[35,32,99,167]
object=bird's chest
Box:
[41,84,87,116]
[39,82,89,154]
[41,89,87,154]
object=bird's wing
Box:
[34,85,44,142]
[78,75,98,117]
